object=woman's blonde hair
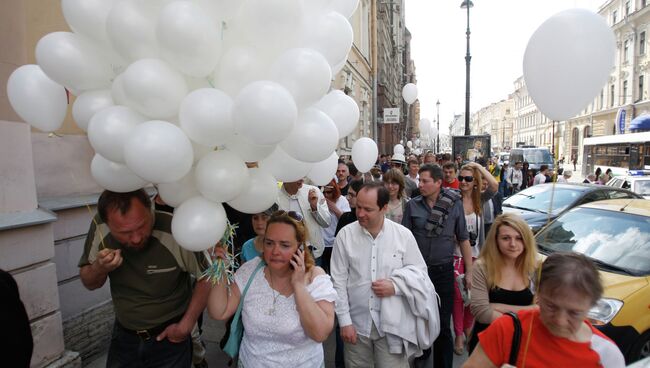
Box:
[479,213,538,289]
[382,168,406,199]
[265,211,315,271]
[460,164,483,215]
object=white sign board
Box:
[383,108,400,124]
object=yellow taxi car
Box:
[535,199,650,364]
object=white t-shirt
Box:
[322,196,351,248]
[234,258,337,367]
[533,172,547,185]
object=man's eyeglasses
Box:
[346,192,356,198]
[458,175,474,182]
[271,210,304,222]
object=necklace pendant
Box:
[267,307,275,316]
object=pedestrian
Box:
[208,211,337,366]
[442,162,460,189]
[464,253,625,368]
[557,170,572,183]
[382,168,409,224]
[336,161,351,196]
[240,204,278,263]
[402,164,474,368]
[520,162,531,190]
[79,189,210,368]
[321,179,351,274]
[505,161,524,195]
[0,269,33,367]
[332,182,438,367]
[533,165,549,185]
[572,155,578,171]
[498,163,509,196]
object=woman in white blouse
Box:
[208,210,337,367]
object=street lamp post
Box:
[461,0,473,136]
[436,99,440,152]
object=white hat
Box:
[391,153,406,165]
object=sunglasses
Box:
[458,175,474,182]
[271,210,304,222]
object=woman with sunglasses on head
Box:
[464,253,625,368]
[453,161,499,355]
[467,213,538,354]
[382,168,410,224]
[208,211,336,367]
[321,179,351,274]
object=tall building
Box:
[449,113,466,137]
[472,98,514,152]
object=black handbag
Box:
[505,311,522,366]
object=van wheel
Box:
[628,331,650,363]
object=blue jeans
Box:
[107,322,192,368]
[413,262,455,368]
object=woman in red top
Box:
[463,253,625,368]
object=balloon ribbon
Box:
[201,220,239,292]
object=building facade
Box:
[471,98,515,152]
[449,113,466,137]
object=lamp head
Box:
[460,0,474,9]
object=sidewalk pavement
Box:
[84,313,468,367]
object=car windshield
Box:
[536,207,650,275]
[634,179,650,195]
[523,149,552,164]
[503,186,580,214]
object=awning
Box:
[629,115,650,132]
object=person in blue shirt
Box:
[241,204,278,263]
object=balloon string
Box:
[68,169,107,251]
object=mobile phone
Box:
[291,244,304,270]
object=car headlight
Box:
[587,298,623,325]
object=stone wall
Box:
[62,301,114,364]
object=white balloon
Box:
[72,89,114,131]
[157,168,200,207]
[315,90,360,138]
[35,32,114,91]
[419,118,431,137]
[121,58,188,119]
[157,1,222,77]
[307,152,339,186]
[259,146,313,182]
[91,154,148,192]
[281,108,339,163]
[6,65,67,132]
[330,56,348,75]
[270,48,332,108]
[195,150,250,202]
[523,9,616,121]
[402,83,418,105]
[236,0,304,51]
[62,0,115,44]
[406,140,413,148]
[352,137,378,173]
[232,81,298,145]
[227,168,280,214]
[179,88,234,147]
[124,120,194,183]
[430,124,438,138]
[304,0,334,17]
[212,46,266,97]
[329,0,360,18]
[303,12,353,69]
[171,196,227,252]
[225,134,276,162]
[111,73,128,105]
[87,106,147,163]
[106,0,161,62]
[192,142,214,164]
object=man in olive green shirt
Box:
[79,189,210,368]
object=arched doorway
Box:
[571,127,580,164]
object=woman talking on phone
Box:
[207,211,337,367]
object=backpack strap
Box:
[505,311,522,366]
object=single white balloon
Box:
[87,106,147,163]
[232,81,298,146]
[106,0,161,62]
[523,9,616,121]
[259,146,313,182]
[179,88,234,147]
[225,134,276,162]
[315,90,360,138]
[157,168,200,208]
[121,58,188,119]
[402,83,418,105]
[171,196,228,252]
[62,0,115,44]
[307,152,339,186]
[123,120,194,183]
[6,65,68,132]
[303,12,353,69]
[270,48,332,108]
[195,150,250,202]
[227,168,280,214]
[394,144,405,155]
[212,46,266,97]
[329,0,360,18]
[236,0,304,51]
[91,154,148,192]
[351,137,378,173]
[280,108,339,163]
[72,89,114,131]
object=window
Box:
[611,84,616,107]
[640,75,645,101]
[640,31,646,55]
[624,40,630,62]
[613,10,618,24]
[623,80,629,103]
[643,0,647,8]
[600,89,604,109]
[626,1,631,16]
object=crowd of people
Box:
[59,150,629,368]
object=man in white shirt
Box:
[277,179,331,260]
[505,161,524,195]
[533,164,549,185]
[331,182,429,368]
[557,170,572,183]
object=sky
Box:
[405,0,606,134]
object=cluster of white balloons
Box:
[523,9,615,121]
[7,0,364,252]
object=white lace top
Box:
[234,257,337,367]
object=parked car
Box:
[606,170,650,200]
[497,152,510,166]
[535,199,650,363]
[502,183,641,232]
[509,147,554,173]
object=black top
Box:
[335,209,357,235]
[0,269,33,368]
